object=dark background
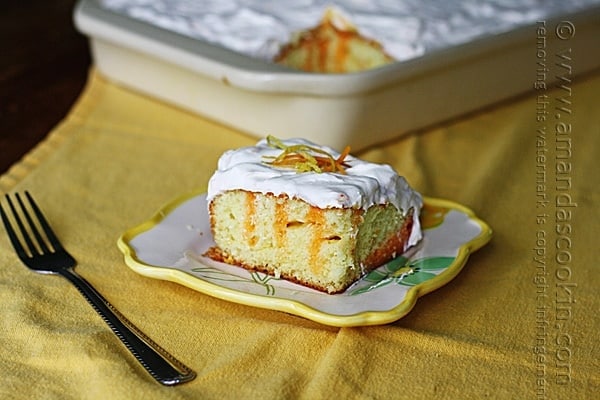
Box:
[1,0,91,174]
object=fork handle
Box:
[59,268,196,385]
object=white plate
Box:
[118,189,491,327]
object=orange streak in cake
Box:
[307,207,325,274]
[245,192,257,246]
[318,37,328,72]
[335,33,349,72]
[274,201,287,247]
[304,39,314,71]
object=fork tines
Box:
[1,191,61,260]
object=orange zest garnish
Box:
[263,135,351,174]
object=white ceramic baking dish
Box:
[74,0,600,150]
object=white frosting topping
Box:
[102,0,599,63]
[207,138,423,247]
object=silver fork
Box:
[0,191,196,386]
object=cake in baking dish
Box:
[274,8,394,73]
[204,136,422,294]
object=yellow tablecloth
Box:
[1,68,598,399]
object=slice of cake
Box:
[274,8,395,73]
[204,137,422,294]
